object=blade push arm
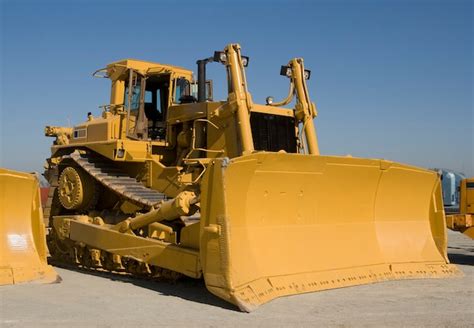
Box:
[214,44,255,155]
[269,58,320,155]
[291,58,319,155]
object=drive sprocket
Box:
[58,166,97,211]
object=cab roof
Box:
[105,59,193,81]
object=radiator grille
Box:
[250,112,297,153]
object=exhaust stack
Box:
[196,57,213,102]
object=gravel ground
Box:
[0,231,472,327]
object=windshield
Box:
[124,84,141,112]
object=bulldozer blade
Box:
[200,153,462,312]
[0,168,60,285]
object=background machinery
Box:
[0,168,59,285]
[433,168,466,213]
[42,43,460,311]
[445,177,474,239]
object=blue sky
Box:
[1,0,472,175]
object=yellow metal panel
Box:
[0,168,59,285]
[53,139,156,162]
[199,153,461,311]
[460,178,474,214]
[86,121,109,142]
[446,214,473,239]
[106,59,193,80]
[251,104,294,117]
[69,116,120,145]
[207,102,241,159]
[463,227,474,239]
[167,102,210,124]
[180,222,200,249]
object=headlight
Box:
[280,66,311,79]
[213,51,249,67]
[304,69,311,80]
[116,148,125,158]
[219,52,227,62]
[280,65,292,77]
[213,51,227,64]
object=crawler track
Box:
[68,150,166,209]
[44,150,182,283]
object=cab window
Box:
[144,79,167,122]
[124,84,141,112]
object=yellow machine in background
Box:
[446,178,474,239]
[42,43,460,311]
[0,168,59,285]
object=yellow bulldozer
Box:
[0,168,59,285]
[34,43,460,311]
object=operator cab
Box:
[124,74,171,140]
[124,73,192,141]
[105,59,195,141]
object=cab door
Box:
[124,69,147,140]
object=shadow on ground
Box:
[448,246,474,266]
[52,263,238,312]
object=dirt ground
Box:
[0,231,472,327]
